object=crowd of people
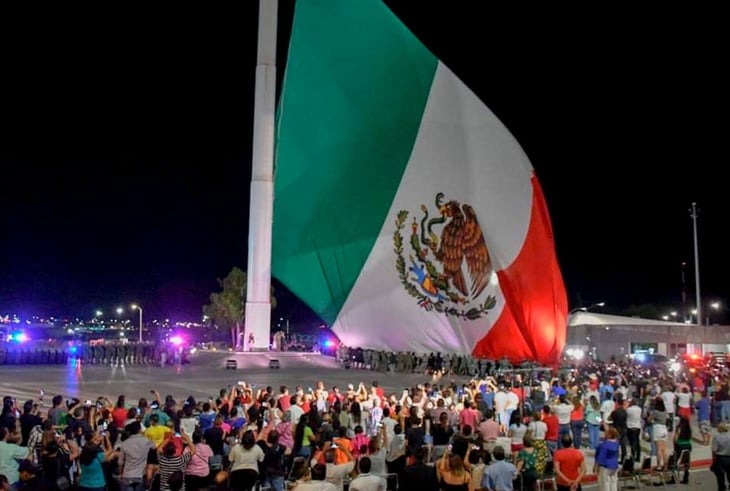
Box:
[1,353,730,490]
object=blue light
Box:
[324,339,334,348]
[70,346,78,354]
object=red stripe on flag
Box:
[472,175,567,366]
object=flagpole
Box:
[244,0,277,351]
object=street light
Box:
[569,301,606,315]
[131,304,143,343]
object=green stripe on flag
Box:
[273,0,437,324]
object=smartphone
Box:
[85,400,93,405]
[175,432,181,437]
[331,443,338,449]
[101,421,108,430]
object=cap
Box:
[588,373,598,380]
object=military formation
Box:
[335,344,521,377]
[0,341,188,366]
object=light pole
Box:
[131,304,143,343]
[690,203,702,325]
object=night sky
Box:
[1,3,727,325]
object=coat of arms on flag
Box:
[394,192,497,319]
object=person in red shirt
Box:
[554,433,586,491]
[111,394,128,429]
[542,405,559,455]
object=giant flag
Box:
[272,1,567,365]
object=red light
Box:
[691,354,699,360]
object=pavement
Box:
[0,351,719,487]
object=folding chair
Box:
[535,460,555,491]
[669,449,691,485]
[637,456,666,488]
[617,458,640,490]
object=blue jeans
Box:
[121,477,144,491]
[721,401,730,422]
[264,476,285,491]
[571,420,584,448]
[588,423,601,450]
[558,423,571,448]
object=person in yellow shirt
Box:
[143,413,171,447]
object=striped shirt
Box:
[158,451,192,491]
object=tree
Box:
[202,267,277,349]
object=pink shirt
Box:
[459,407,480,432]
[478,419,500,441]
[186,443,213,476]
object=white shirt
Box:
[348,473,386,491]
[494,391,509,412]
[676,392,691,409]
[600,400,615,424]
[626,405,643,429]
[528,420,547,440]
[325,461,356,491]
[553,403,573,424]
[661,391,676,414]
[294,481,337,491]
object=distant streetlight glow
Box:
[95,310,103,317]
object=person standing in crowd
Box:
[648,398,669,470]
[670,416,692,485]
[712,422,730,491]
[541,406,559,456]
[625,398,643,464]
[584,395,602,451]
[593,427,619,491]
[552,395,572,449]
[77,432,113,491]
[227,430,262,491]
[482,445,516,491]
[157,430,195,491]
[553,434,585,491]
[696,391,712,446]
[402,445,437,491]
[515,435,538,491]
[608,396,627,463]
[570,395,585,450]
[118,422,155,491]
[0,427,30,490]
[184,431,212,491]
[436,446,474,491]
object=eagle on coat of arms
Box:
[393,193,497,319]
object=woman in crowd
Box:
[436,446,474,491]
[648,397,669,470]
[670,415,692,484]
[227,429,263,491]
[184,430,212,491]
[292,414,315,460]
[515,435,538,491]
[584,395,602,450]
[507,411,527,454]
[526,411,549,475]
[570,395,585,449]
[77,432,113,491]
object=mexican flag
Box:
[273,0,567,365]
